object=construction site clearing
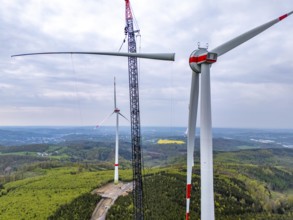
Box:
[91,182,133,220]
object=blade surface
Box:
[186,71,199,220]
[119,112,129,122]
[95,111,114,128]
[114,77,117,109]
[211,11,293,56]
[11,51,175,61]
[200,64,214,220]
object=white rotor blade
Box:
[95,111,115,128]
[211,11,293,56]
[114,77,117,109]
[119,112,129,122]
[186,71,199,220]
[11,51,175,61]
[200,64,214,220]
[184,127,188,137]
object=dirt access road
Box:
[91,182,133,220]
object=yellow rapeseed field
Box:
[157,139,185,144]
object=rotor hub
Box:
[189,48,218,73]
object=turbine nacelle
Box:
[189,48,218,73]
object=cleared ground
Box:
[91,182,133,220]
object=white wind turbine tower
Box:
[96,77,128,184]
[185,11,292,220]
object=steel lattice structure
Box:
[125,0,144,219]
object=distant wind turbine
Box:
[185,11,292,220]
[96,77,128,184]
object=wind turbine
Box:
[96,77,128,184]
[185,11,292,220]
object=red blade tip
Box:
[279,11,293,21]
[279,14,288,20]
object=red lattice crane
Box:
[124,0,144,219]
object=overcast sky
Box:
[0,0,292,128]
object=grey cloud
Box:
[0,0,292,128]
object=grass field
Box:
[0,167,132,220]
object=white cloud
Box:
[0,0,292,128]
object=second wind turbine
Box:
[96,77,128,184]
[185,11,292,220]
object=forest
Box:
[107,165,292,219]
[0,130,292,219]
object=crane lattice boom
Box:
[125,0,144,219]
